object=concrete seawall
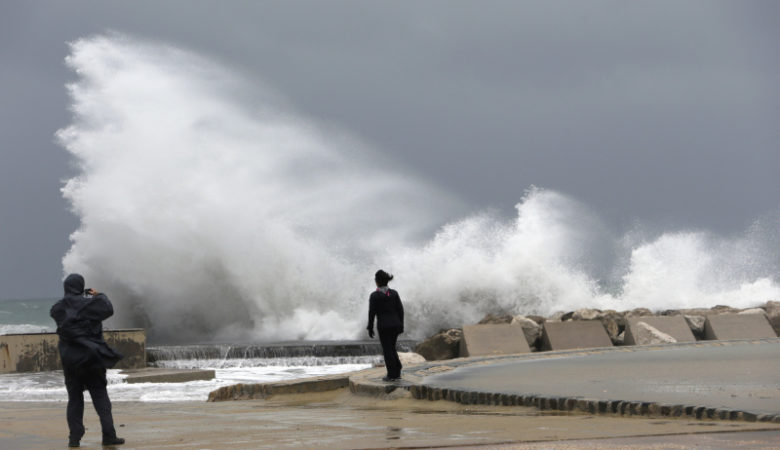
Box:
[0,329,146,373]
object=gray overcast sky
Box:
[1,1,779,300]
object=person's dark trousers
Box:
[64,366,117,442]
[378,326,402,379]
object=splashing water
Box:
[58,34,780,343]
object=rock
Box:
[684,314,706,339]
[414,328,462,360]
[596,310,626,343]
[477,313,514,324]
[710,305,739,314]
[762,301,780,336]
[547,311,566,322]
[624,308,653,318]
[739,308,767,316]
[678,308,714,317]
[660,309,682,316]
[615,331,625,345]
[597,310,626,325]
[510,315,542,348]
[525,315,546,325]
[633,321,677,345]
[572,308,602,321]
[560,311,575,321]
[398,352,426,365]
[598,316,622,344]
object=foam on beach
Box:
[57,34,780,343]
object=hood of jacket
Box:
[63,273,85,296]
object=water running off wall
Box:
[58,34,780,344]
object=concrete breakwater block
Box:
[1,329,146,373]
[704,313,777,340]
[540,321,612,351]
[121,368,215,384]
[459,324,531,357]
[624,316,696,345]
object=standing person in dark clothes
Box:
[366,269,404,381]
[50,273,125,448]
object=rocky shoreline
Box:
[414,300,780,360]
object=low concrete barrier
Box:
[459,324,531,357]
[208,374,351,402]
[0,329,146,373]
[540,321,612,351]
[624,316,696,345]
[122,368,215,384]
[704,314,777,340]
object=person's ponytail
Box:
[375,269,393,286]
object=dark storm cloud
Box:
[1,1,778,299]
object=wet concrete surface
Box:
[457,430,780,449]
[1,392,779,449]
[4,340,780,448]
[423,340,780,415]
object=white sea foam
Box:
[0,324,53,335]
[0,363,370,402]
[58,34,780,343]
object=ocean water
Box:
[0,298,55,335]
[0,300,375,402]
[0,361,373,402]
[55,34,780,344]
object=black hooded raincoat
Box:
[50,274,122,370]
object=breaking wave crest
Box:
[58,35,780,343]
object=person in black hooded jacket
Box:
[366,270,404,381]
[50,273,125,447]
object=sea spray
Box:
[58,34,780,343]
[58,34,457,343]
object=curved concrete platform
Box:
[349,338,780,423]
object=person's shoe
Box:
[381,376,392,382]
[68,437,80,447]
[102,436,125,446]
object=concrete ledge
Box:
[348,338,780,424]
[208,373,351,402]
[624,316,696,345]
[121,368,215,384]
[460,324,531,357]
[404,386,780,424]
[1,329,146,373]
[704,313,777,340]
[541,321,612,351]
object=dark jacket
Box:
[50,274,122,370]
[367,288,404,332]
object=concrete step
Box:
[121,368,215,384]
